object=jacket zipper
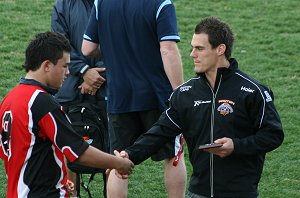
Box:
[207,75,222,198]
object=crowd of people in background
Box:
[0,1,284,198]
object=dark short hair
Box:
[195,16,234,59]
[23,32,71,72]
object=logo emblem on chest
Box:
[217,99,235,116]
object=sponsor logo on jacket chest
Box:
[194,100,211,106]
[241,86,254,93]
[217,99,235,116]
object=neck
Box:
[205,58,230,89]
[25,71,46,85]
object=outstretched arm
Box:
[76,145,134,176]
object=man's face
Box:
[190,33,219,74]
[47,51,70,89]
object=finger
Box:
[113,150,121,157]
[114,171,124,179]
[93,84,101,89]
[214,137,227,144]
[99,76,106,82]
[94,67,106,73]
[105,169,111,175]
[120,151,128,158]
[92,78,105,87]
[88,89,96,95]
[115,171,129,179]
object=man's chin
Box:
[194,69,202,76]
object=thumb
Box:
[120,151,128,158]
[94,67,106,73]
[113,150,120,157]
[214,137,227,144]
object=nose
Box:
[190,48,196,58]
[65,67,70,76]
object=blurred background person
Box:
[51,0,109,196]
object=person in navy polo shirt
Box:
[82,0,187,197]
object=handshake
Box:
[108,150,134,179]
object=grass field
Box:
[0,0,300,197]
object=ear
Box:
[217,44,226,56]
[41,60,52,72]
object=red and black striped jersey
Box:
[0,78,89,197]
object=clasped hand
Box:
[106,150,133,179]
[78,67,106,95]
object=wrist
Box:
[80,65,90,76]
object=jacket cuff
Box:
[232,138,241,155]
[125,149,140,165]
[79,65,90,76]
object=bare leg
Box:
[106,169,128,198]
[164,154,187,198]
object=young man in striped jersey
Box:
[0,32,133,198]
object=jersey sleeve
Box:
[83,2,99,43]
[156,1,180,42]
[38,108,89,162]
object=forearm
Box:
[76,146,126,170]
[126,124,178,164]
[233,91,284,155]
[160,41,184,89]
[232,128,284,155]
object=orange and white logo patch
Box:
[217,99,235,116]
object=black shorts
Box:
[108,109,181,161]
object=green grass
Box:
[0,0,300,197]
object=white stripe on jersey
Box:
[18,90,42,197]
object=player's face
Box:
[48,51,70,89]
[190,33,219,74]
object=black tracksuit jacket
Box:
[126,58,284,198]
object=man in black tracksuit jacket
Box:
[122,17,284,198]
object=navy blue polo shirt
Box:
[84,0,180,113]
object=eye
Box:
[196,46,204,51]
[191,46,203,52]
